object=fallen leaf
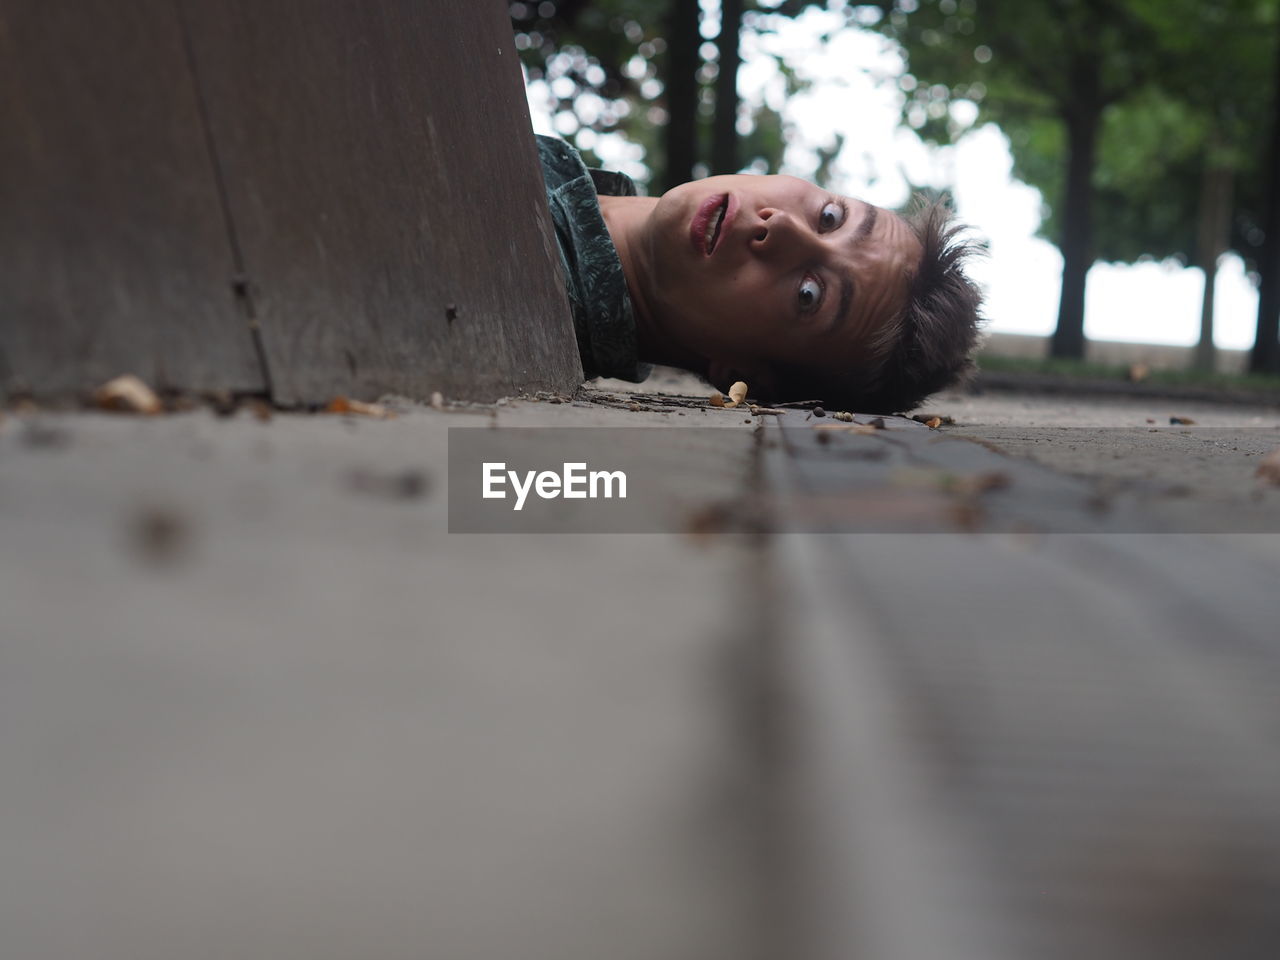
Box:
[94,374,162,414]
[1170,416,1196,425]
[1257,448,1280,486]
[709,393,725,407]
[911,413,954,426]
[724,380,749,408]
[326,396,393,418]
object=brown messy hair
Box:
[767,195,983,414]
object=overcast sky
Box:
[524,4,1261,351]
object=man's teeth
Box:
[705,199,727,253]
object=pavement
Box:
[3,373,1280,960]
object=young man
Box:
[538,134,981,413]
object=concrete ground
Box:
[933,387,1280,531]
[4,376,1280,960]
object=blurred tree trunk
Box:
[1050,101,1100,360]
[711,0,743,175]
[1194,155,1233,374]
[1252,13,1280,374]
[661,0,700,192]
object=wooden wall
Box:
[0,0,582,404]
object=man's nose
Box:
[751,208,817,260]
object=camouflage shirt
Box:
[537,135,651,383]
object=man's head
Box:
[622,175,982,413]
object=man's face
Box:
[641,174,922,385]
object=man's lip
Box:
[710,194,736,255]
[690,193,733,256]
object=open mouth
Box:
[704,195,730,254]
[691,193,732,256]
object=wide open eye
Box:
[819,200,846,232]
[798,274,823,313]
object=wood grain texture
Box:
[181,0,582,404]
[0,0,265,397]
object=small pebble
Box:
[813,406,826,417]
[868,417,886,430]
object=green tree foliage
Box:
[511,0,669,179]
[875,0,1178,358]
[875,0,1280,361]
[510,0,831,190]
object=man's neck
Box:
[598,194,705,374]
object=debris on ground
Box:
[430,391,444,410]
[1170,416,1196,425]
[868,417,887,430]
[946,470,1012,496]
[20,421,71,449]
[326,396,394,418]
[129,505,192,567]
[709,393,725,407]
[813,406,826,418]
[344,468,431,500]
[208,390,238,417]
[911,413,954,427]
[94,374,162,414]
[724,381,749,409]
[833,411,854,422]
[1257,449,1280,486]
[1127,363,1150,383]
[813,422,880,436]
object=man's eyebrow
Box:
[828,205,875,333]
[853,203,878,244]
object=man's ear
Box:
[707,359,777,397]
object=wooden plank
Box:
[764,418,1280,959]
[181,0,582,405]
[0,0,265,398]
